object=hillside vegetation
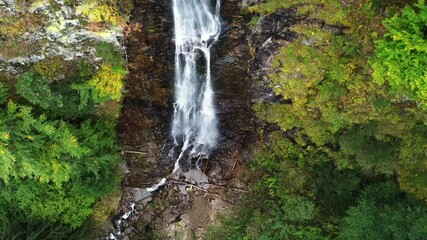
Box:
[207,1,427,239]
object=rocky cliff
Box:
[0,0,125,73]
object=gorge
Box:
[114,0,258,238]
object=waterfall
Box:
[106,2,222,238]
[170,0,221,172]
[146,0,221,192]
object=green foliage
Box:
[0,1,129,238]
[0,102,120,228]
[17,58,125,117]
[340,181,427,240]
[249,16,260,28]
[339,122,400,174]
[74,64,125,110]
[282,195,317,222]
[253,0,427,197]
[398,157,427,200]
[0,83,8,104]
[16,70,89,117]
[17,71,63,110]
[372,0,427,106]
[205,134,334,240]
[315,163,361,216]
[2,65,126,238]
[212,0,427,239]
[78,60,94,78]
[71,43,126,110]
[96,42,126,68]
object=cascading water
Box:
[107,2,221,238]
[170,0,221,172]
[147,0,221,192]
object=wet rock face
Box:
[249,8,299,104]
[118,0,257,192]
[118,0,174,188]
[116,0,256,238]
[115,1,176,237]
[208,0,258,184]
[251,8,299,70]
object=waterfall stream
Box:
[107,1,221,238]
[148,0,221,191]
[170,0,221,171]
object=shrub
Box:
[96,42,126,68]
[371,0,427,106]
[79,2,124,28]
[89,64,125,101]
[16,71,62,110]
[74,64,125,110]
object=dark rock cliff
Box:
[114,0,298,238]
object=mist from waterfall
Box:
[170,0,221,172]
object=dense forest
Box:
[0,0,131,238]
[1,0,427,239]
[206,0,427,239]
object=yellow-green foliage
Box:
[0,12,41,58]
[398,160,427,200]
[120,0,134,14]
[372,0,427,107]
[79,2,124,27]
[254,0,427,199]
[0,13,42,37]
[247,0,349,25]
[89,64,125,102]
[91,189,122,223]
[34,56,67,79]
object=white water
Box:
[170,0,221,171]
[147,0,221,193]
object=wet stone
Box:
[216,55,236,65]
[132,188,152,202]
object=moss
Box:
[0,39,38,59]
[91,189,122,224]
[240,5,251,15]
[0,13,43,38]
[249,15,260,29]
[33,56,69,80]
